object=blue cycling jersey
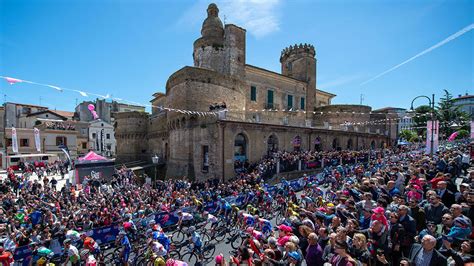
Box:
[191,232,202,247]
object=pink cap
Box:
[215,254,223,264]
[373,207,385,214]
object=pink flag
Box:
[4,77,22,85]
[448,131,458,142]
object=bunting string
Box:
[0,75,224,117]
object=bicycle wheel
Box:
[172,230,186,243]
[181,251,198,264]
[230,235,243,250]
[213,228,227,242]
[103,253,117,265]
[203,243,216,261]
[168,249,181,260]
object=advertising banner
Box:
[34,127,41,152]
[11,127,18,153]
[426,120,439,154]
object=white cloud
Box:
[177,0,282,38]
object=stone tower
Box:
[280,44,316,118]
[193,3,226,73]
[193,3,246,79]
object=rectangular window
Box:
[20,139,29,147]
[287,95,293,110]
[250,86,257,101]
[7,138,12,147]
[92,133,96,139]
[82,142,87,149]
[267,90,274,108]
[202,145,209,173]
[300,97,305,110]
[56,136,67,146]
[106,133,110,139]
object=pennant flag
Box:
[47,85,63,92]
[75,90,88,97]
[4,77,22,85]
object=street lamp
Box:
[152,154,160,186]
[410,94,435,157]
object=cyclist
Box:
[242,212,255,227]
[216,199,232,222]
[81,233,100,256]
[152,224,171,253]
[230,204,240,221]
[63,239,80,266]
[255,216,272,236]
[145,238,167,264]
[263,192,273,212]
[30,244,54,266]
[80,249,97,266]
[65,229,81,245]
[176,210,194,228]
[116,230,131,266]
[186,226,203,261]
[245,227,263,242]
[203,211,219,230]
[246,204,258,215]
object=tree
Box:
[437,90,470,138]
[399,129,417,141]
[412,105,432,137]
[457,129,469,139]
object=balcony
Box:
[264,103,279,110]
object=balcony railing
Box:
[264,103,279,110]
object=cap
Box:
[373,207,385,214]
[63,239,71,245]
[454,217,469,227]
[215,254,223,264]
[277,224,292,232]
[288,251,301,261]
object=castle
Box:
[115,3,391,181]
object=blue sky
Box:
[0,0,472,112]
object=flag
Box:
[4,77,22,85]
[47,85,63,92]
[75,90,88,97]
[34,128,41,152]
[11,127,18,153]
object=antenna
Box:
[360,94,365,105]
[224,15,227,24]
[75,98,78,107]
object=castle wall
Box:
[115,112,149,162]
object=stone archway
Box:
[234,133,248,173]
[292,135,302,151]
[267,134,279,154]
[332,138,339,150]
[314,136,322,151]
[347,139,353,150]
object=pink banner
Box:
[471,121,474,139]
[426,120,439,154]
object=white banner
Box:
[471,121,474,139]
[426,120,439,154]
[11,127,18,153]
[34,127,41,152]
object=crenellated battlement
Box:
[280,43,315,61]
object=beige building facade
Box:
[115,3,390,181]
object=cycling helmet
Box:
[118,230,127,235]
[63,239,71,245]
[80,249,90,257]
[152,224,161,231]
[203,211,209,216]
[187,226,196,234]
